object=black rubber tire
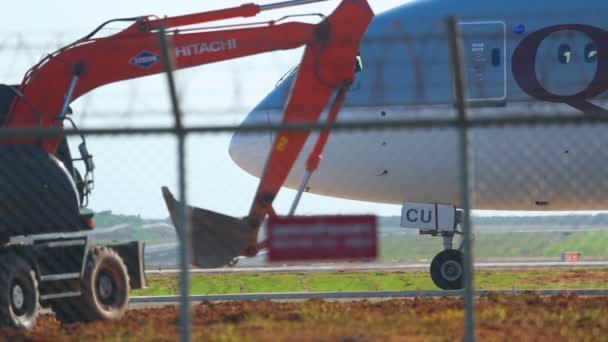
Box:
[430,249,464,290]
[0,253,39,329]
[80,246,130,321]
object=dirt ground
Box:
[1,293,607,341]
[533,268,607,283]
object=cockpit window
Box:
[277,54,362,88]
[585,43,598,63]
[355,55,363,73]
[558,44,572,64]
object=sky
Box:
[1,0,412,219]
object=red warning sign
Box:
[267,215,378,262]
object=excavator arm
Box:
[4,0,374,268]
[164,0,373,268]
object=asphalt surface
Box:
[145,261,608,275]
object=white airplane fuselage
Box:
[230,0,608,211]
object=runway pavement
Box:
[145,261,608,275]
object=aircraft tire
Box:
[430,249,464,290]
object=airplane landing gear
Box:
[401,203,469,290]
[429,213,466,290]
[430,249,464,290]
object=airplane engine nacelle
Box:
[0,145,85,241]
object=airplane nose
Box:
[229,109,274,178]
[230,67,293,178]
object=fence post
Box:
[446,16,476,342]
[158,26,192,342]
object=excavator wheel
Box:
[80,246,130,321]
[52,246,130,323]
[0,253,39,329]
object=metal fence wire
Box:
[0,9,606,342]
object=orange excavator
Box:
[0,0,373,328]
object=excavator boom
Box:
[5,5,323,152]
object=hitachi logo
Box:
[129,51,161,69]
[175,39,238,57]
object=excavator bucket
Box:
[161,187,252,268]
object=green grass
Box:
[191,274,243,294]
[380,231,608,261]
[132,268,607,296]
[542,231,608,256]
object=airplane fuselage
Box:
[230,0,608,211]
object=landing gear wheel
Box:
[430,249,464,290]
[0,254,39,329]
[80,246,130,321]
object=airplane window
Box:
[558,44,572,64]
[355,55,363,73]
[491,48,501,67]
[585,43,598,63]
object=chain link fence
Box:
[0,7,607,341]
